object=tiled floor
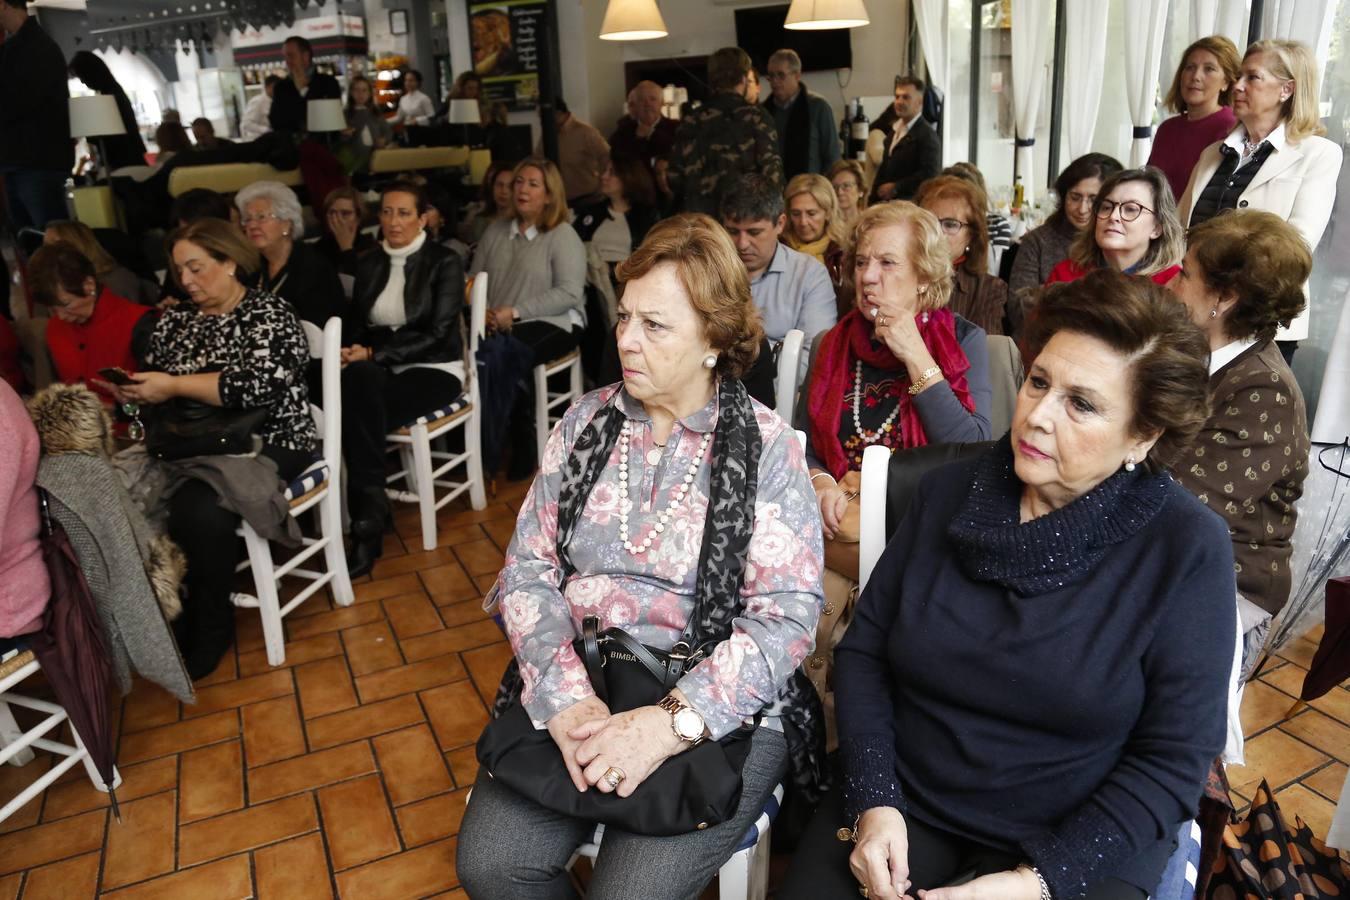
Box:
[0,478,1347,897]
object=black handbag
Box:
[475,615,757,836]
[144,398,269,461]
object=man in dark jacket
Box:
[666,47,783,216]
[609,80,679,173]
[871,75,941,203]
[763,49,840,178]
[0,0,72,230]
[268,35,342,135]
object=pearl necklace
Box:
[850,360,901,445]
[617,420,712,555]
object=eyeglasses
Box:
[766,70,793,82]
[1095,199,1155,222]
[241,212,284,226]
[936,218,970,235]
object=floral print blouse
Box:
[143,288,316,453]
[497,385,824,739]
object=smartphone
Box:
[97,367,136,386]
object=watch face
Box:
[673,708,704,740]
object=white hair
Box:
[768,49,802,75]
[235,180,305,239]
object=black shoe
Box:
[346,530,383,579]
[346,485,390,578]
[184,599,234,680]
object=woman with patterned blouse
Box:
[458,214,825,899]
[1167,209,1311,667]
[103,218,315,679]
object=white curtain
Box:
[1010,0,1055,202]
[1062,0,1110,163]
[1262,0,1336,86]
[913,0,949,162]
[1190,0,1248,45]
[1123,0,1170,166]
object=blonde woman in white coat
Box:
[1177,39,1342,356]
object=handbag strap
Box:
[579,615,685,694]
[580,616,609,706]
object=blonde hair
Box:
[827,159,869,216]
[1164,36,1242,114]
[1244,40,1326,142]
[1069,167,1185,277]
[44,220,117,279]
[849,202,954,313]
[785,173,848,248]
[512,157,570,231]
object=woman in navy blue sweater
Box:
[782,270,1235,900]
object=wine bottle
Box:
[849,98,869,160]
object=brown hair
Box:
[1069,166,1185,277]
[28,243,96,307]
[849,202,954,313]
[480,160,515,216]
[616,213,764,379]
[512,157,569,231]
[1023,269,1211,466]
[1244,40,1327,142]
[1164,36,1242,114]
[166,217,261,287]
[345,74,379,115]
[1185,209,1311,343]
[322,185,366,219]
[44,220,117,278]
[914,174,991,276]
[827,159,869,215]
[785,173,847,248]
[155,121,192,155]
[708,47,752,93]
[610,154,657,209]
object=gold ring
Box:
[602,766,626,789]
[878,314,888,328]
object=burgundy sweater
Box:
[0,379,50,637]
[1147,107,1237,201]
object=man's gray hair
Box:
[768,49,802,75]
[235,181,305,239]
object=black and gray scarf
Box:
[492,377,826,815]
[776,85,813,179]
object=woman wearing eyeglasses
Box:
[314,187,377,278]
[236,181,345,327]
[915,175,1008,335]
[1046,167,1184,288]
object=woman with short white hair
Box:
[236,180,344,326]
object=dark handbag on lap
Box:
[476,615,756,836]
[144,398,269,461]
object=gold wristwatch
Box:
[658,694,707,746]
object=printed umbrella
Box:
[1208,780,1349,897]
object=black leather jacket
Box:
[345,239,463,367]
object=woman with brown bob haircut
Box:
[458,214,825,899]
[1168,209,1312,663]
[1148,35,1242,199]
[915,174,1009,335]
[783,269,1233,900]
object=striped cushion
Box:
[284,462,329,501]
[580,782,783,856]
[395,394,470,430]
[1152,819,1202,899]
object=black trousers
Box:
[779,787,1149,900]
[507,322,581,470]
[340,361,463,493]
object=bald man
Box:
[608,80,679,175]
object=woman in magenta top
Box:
[1046,167,1185,288]
[0,378,50,638]
[1148,37,1241,200]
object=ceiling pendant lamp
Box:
[599,0,668,41]
[784,0,870,30]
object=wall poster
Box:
[466,0,546,111]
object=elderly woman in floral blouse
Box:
[458,214,825,900]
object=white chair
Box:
[774,329,805,421]
[384,275,488,551]
[0,649,121,824]
[534,349,584,467]
[233,316,355,667]
[858,444,892,592]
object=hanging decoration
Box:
[85,0,328,55]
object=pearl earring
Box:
[1209,307,1218,318]
[1124,456,1137,472]
[703,354,717,369]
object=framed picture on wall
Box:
[389,9,409,36]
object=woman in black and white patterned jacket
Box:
[104,217,315,680]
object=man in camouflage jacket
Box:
[667,47,785,216]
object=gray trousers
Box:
[456,727,787,900]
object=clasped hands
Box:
[850,808,1042,900]
[339,345,374,367]
[545,695,688,798]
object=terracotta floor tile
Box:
[317,774,400,870]
[438,599,491,627]
[249,742,376,803]
[431,523,487,549]
[334,837,458,899]
[481,517,515,551]
[255,832,334,900]
[462,642,513,707]
[178,794,317,866]
[295,656,358,719]
[242,695,307,767]
[0,808,104,875]
[443,502,517,528]
[1306,684,1350,726]
[472,573,497,593]
[0,874,17,900]
[1305,761,1348,801]
[238,632,344,678]
[341,622,405,677]
[179,739,244,823]
[19,850,99,900]
[370,547,459,581]
[1241,680,1301,737]
[194,647,238,686]
[451,539,504,577]
[120,679,181,734]
[306,694,426,751]
[1226,728,1330,796]
[1274,783,1339,839]
[381,531,408,559]
[355,653,467,705]
[234,609,267,653]
[395,788,469,847]
[0,755,49,834]
[42,755,177,822]
[1276,637,1319,669]
[1260,662,1308,697]
[1281,709,1350,762]
[101,790,177,890]
[383,592,445,640]
[287,602,384,641]
[372,724,455,805]
[100,854,252,900]
[400,620,504,663]
[420,680,490,751]
[118,709,238,764]
[444,746,480,788]
[353,572,423,605]
[184,669,294,720]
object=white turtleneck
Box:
[371,230,465,383]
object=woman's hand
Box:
[329,211,360,252]
[545,696,612,792]
[569,705,686,797]
[814,470,860,540]
[107,372,178,405]
[339,345,373,366]
[918,868,1042,900]
[489,307,515,332]
[850,807,911,900]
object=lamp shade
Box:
[68,95,126,139]
[307,98,347,133]
[599,0,667,40]
[784,0,870,30]
[448,99,481,124]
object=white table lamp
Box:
[69,95,126,181]
[307,98,348,133]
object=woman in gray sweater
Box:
[470,157,586,477]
